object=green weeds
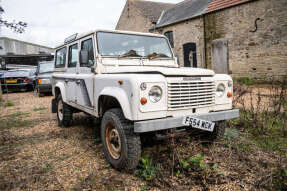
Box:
[137,156,160,181]
[235,77,254,86]
[33,106,47,112]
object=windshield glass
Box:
[97,32,173,58]
[39,62,54,73]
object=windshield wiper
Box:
[147,53,169,60]
[119,50,142,58]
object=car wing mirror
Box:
[80,50,88,65]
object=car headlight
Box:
[216,83,226,97]
[148,86,162,103]
[38,78,50,85]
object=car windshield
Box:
[97,32,173,59]
[39,62,54,73]
[4,70,29,77]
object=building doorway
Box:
[183,42,197,67]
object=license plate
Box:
[6,80,17,83]
[182,116,215,132]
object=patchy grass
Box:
[33,106,47,112]
[0,112,32,129]
[6,101,14,107]
[235,77,255,86]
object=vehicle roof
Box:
[55,29,167,49]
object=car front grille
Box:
[167,80,215,110]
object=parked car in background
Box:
[0,68,36,92]
[0,70,7,78]
[35,61,54,97]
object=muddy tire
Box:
[209,121,226,141]
[56,94,73,127]
[101,108,141,171]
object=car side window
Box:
[55,47,67,68]
[81,38,94,67]
[68,43,78,68]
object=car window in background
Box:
[55,47,67,68]
[81,38,94,67]
[4,70,29,77]
[39,62,54,73]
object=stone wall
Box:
[158,18,205,68]
[204,0,287,80]
[116,1,153,33]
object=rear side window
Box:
[68,43,78,68]
[81,38,94,67]
[55,47,67,68]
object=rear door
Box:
[75,35,95,108]
[66,43,78,103]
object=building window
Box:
[55,47,67,68]
[164,31,174,48]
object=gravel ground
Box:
[0,92,285,191]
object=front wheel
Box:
[101,108,141,170]
[208,121,226,141]
[56,95,73,127]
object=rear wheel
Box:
[56,95,73,127]
[101,108,141,170]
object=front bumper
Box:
[134,109,239,133]
[38,84,52,93]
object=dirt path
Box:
[0,92,285,190]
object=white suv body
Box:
[51,29,239,170]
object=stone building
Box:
[116,0,287,80]
[0,37,54,69]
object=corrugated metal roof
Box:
[206,0,253,13]
[133,0,174,23]
[156,0,211,28]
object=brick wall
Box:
[204,0,287,80]
[116,1,153,33]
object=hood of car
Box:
[37,72,53,78]
[103,66,215,76]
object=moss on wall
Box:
[204,13,223,69]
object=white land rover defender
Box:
[51,30,239,170]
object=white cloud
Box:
[0,0,181,48]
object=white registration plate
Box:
[182,116,215,132]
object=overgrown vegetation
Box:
[235,77,255,86]
[131,81,287,190]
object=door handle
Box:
[76,80,81,84]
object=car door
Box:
[75,36,95,108]
[66,43,79,103]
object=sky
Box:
[0,0,181,48]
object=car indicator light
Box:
[141,97,147,105]
[227,92,232,98]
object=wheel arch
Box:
[98,87,133,120]
[54,82,67,102]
